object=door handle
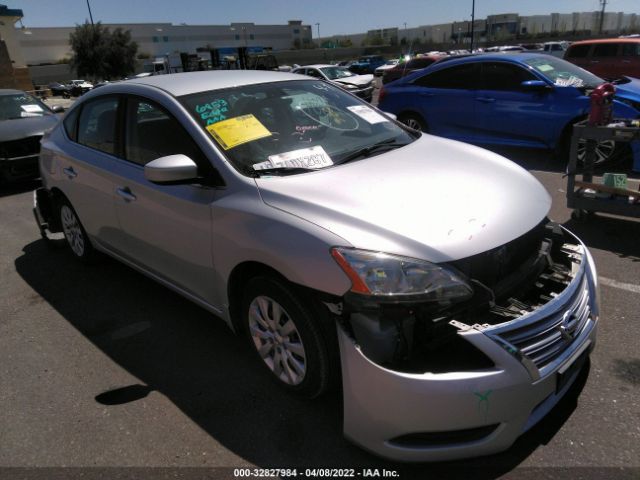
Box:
[419,92,435,97]
[589,60,600,64]
[476,97,495,103]
[62,166,77,179]
[622,60,631,63]
[116,187,137,202]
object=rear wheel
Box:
[576,138,622,166]
[398,112,427,132]
[59,199,97,262]
[559,124,629,167]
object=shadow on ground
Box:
[15,239,590,478]
[0,178,41,198]
[563,214,640,262]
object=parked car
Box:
[34,70,599,462]
[47,82,71,98]
[67,79,93,97]
[378,53,640,164]
[498,45,525,52]
[292,64,374,102]
[382,54,444,84]
[564,38,640,81]
[542,41,569,58]
[348,55,386,74]
[0,89,63,182]
[374,59,399,77]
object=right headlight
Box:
[331,247,473,302]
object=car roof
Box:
[390,52,551,83]
[123,70,312,97]
[0,89,26,95]
[296,64,335,69]
[429,52,544,64]
[570,38,640,45]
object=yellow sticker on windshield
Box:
[206,114,271,150]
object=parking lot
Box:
[1,85,639,479]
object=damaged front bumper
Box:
[337,228,599,462]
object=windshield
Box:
[523,56,604,88]
[180,80,415,176]
[0,93,53,121]
[319,67,356,80]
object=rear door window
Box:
[414,63,481,89]
[77,96,120,155]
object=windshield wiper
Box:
[251,166,318,177]
[337,139,408,165]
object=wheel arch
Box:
[397,110,429,132]
[227,261,289,334]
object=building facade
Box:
[18,20,313,66]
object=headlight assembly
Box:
[331,247,473,302]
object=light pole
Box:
[470,0,476,52]
[86,0,94,26]
[403,22,408,53]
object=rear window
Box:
[566,44,591,58]
[593,43,619,57]
[406,58,436,69]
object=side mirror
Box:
[521,80,553,92]
[51,105,65,113]
[144,154,199,184]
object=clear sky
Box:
[15,0,640,37]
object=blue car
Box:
[378,53,640,164]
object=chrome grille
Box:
[0,135,42,160]
[490,276,591,375]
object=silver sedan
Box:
[34,70,599,461]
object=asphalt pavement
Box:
[0,95,639,479]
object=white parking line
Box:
[599,277,640,294]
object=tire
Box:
[559,126,629,167]
[398,112,427,132]
[241,275,336,399]
[58,198,97,262]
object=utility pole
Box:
[315,22,320,47]
[599,0,607,34]
[86,0,94,26]
[470,0,476,52]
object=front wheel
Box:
[241,276,336,398]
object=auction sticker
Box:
[253,146,333,171]
[347,105,388,124]
[206,114,271,150]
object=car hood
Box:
[0,115,59,142]
[333,74,373,86]
[256,135,551,263]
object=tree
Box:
[69,22,138,80]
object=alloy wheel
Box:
[60,205,85,257]
[248,295,307,385]
[577,139,616,165]
[404,118,423,131]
